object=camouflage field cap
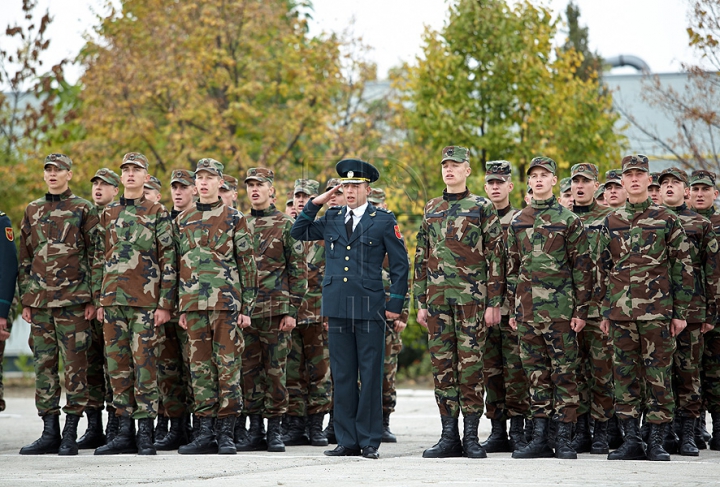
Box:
[594,183,606,199]
[485,160,511,182]
[144,175,162,192]
[658,166,689,186]
[286,191,294,206]
[605,169,622,186]
[689,169,717,187]
[441,146,470,164]
[649,172,661,188]
[293,178,320,196]
[326,177,343,193]
[221,175,238,191]
[91,167,121,187]
[367,187,386,204]
[527,156,557,175]
[170,169,195,187]
[571,163,599,181]
[560,177,572,193]
[621,154,649,173]
[245,167,274,184]
[121,152,149,169]
[196,158,224,177]
[44,153,72,171]
[336,159,379,184]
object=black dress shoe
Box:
[324,445,361,456]
[361,446,379,459]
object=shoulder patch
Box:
[5,227,14,242]
[394,225,403,239]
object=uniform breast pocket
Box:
[326,234,340,257]
[210,229,232,256]
[117,220,154,251]
[641,226,666,254]
[454,214,481,249]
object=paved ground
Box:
[2,389,720,486]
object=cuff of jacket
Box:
[387,297,404,314]
[0,300,10,319]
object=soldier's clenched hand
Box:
[96,307,104,323]
[237,314,251,328]
[0,317,9,341]
[22,307,33,324]
[84,303,96,321]
[279,314,296,332]
[570,317,586,333]
[385,310,400,321]
[154,309,171,327]
[179,313,188,330]
[484,307,501,327]
[393,320,407,333]
[600,319,610,336]
[508,318,517,331]
[702,322,715,334]
[417,309,428,328]
[670,319,687,337]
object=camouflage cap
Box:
[293,178,320,196]
[91,167,121,187]
[170,168,195,187]
[195,158,224,177]
[245,167,274,184]
[689,169,717,187]
[326,177,343,193]
[221,175,238,191]
[441,146,470,164]
[44,153,72,171]
[485,160,511,182]
[621,154,649,173]
[144,175,162,192]
[527,156,557,175]
[571,163,599,181]
[367,187,386,204]
[605,169,622,185]
[658,166,689,186]
[285,191,294,206]
[594,183,606,200]
[560,177,572,193]
[121,152,149,169]
[649,172,661,188]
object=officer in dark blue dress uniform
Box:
[291,159,409,459]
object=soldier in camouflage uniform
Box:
[567,163,615,455]
[284,192,297,219]
[239,167,307,453]
[18,154,99,456]
[220,175,238,208]
[604,169,627,209]
[558,177,573,210]
[0,211,18,414]
[660,167,720,456]
[143,176,163,204]
[173,159,257,455]
[93,152,177,456]
[595,184,607,207]
[598,154,694,461]
[506,156,592,460]
[282,179,333,447]
[480,161,530,453]
[414,146,505,459]
[649,172,662,205]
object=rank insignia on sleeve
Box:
[5,227,13,242]
[394,225,402,239]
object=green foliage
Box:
[562,1,604,82]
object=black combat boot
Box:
[462,414,486,459]
[711,412,720,450]
[695,413,708,449]
[554,421,577,459]
[185,413,194,442]
[105,407,119,444]
[154,414,168,443]
[136,418,156,455]
[267,416,286,452]
[282,415,309,446]
[324,410,336,444]
[590,420,609,454]
[178,416,218,454]
[234,414,248,448]
[646,423,671,461]
[155,416,189,450]
[422,416,463,458]
[508,416,527,451]
[547,418,559,449]
[95,416,138,455]
[512,418,555,459]
[481,419,511,453]
[524,417,534,443]
[19,414,62,455]
[216,416,237,454]
[661,419,679,454]
[699,410,712,443]
[571,414,591,454]
[382,413,397,443]
[678,416,699,456]
[608,417,646,460]
[77,408,106,449]
[58,414,81,456]
[607,415,624,449]
[236,414,267,451]
[308,413,328,446]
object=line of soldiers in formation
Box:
[0,147,719,462]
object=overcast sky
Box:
[2,0,703,84]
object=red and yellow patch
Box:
[5,227,13,242]
[394,225,402,239]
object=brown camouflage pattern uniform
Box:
[698,207,720,415]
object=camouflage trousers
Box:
[612,320,675,423]
[427,303,486,418]
[383,322,402,415]
[86,318,113,410]
[103,306,159,420]
[482,315,530,420]
[673,322,703,418]
[31,304,90,417]
[185,310,243,418]
[286,321,332,417]
[703,327,720,414]
[242,316,291,417]
[157,319,192,418]
[576,319,614,421]
[517,320,580,423]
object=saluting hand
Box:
[311,186,343,207]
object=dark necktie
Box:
[345,210,354,238]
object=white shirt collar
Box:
[346,202,368,219]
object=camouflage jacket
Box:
[496,204,519,316]
[174,199,257,316]
[298,240,325,325]
[573,200,612,319]
[413,189,505,310]
[697,207,720,235]
[93,194,177,310]
[665,203,720,324]
[19,189,98,308]
[598,198,694,321]
[506,195,593,323]
[246,204,307,319]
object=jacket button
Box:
[346,245,351,250]
[344,267,349,271]
[343,277,348,282]
[345,256,349,261]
